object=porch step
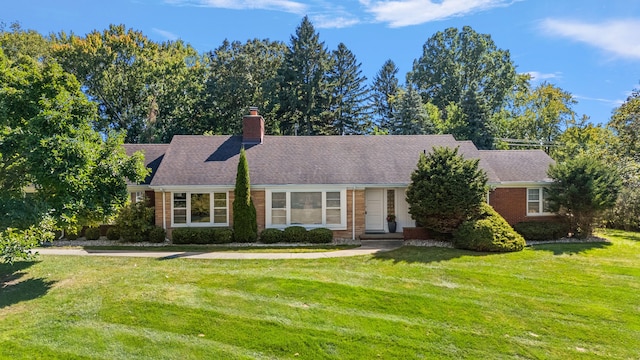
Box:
[360,233,404,240]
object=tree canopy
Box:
[409,26,517,148]
[0,47,147,262]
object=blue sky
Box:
[4,0,640,125]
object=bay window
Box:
[267,189,346,229]
[173,192,228,226]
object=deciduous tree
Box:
[0,49,147,261]
[409,26,516,148]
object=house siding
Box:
[489,188,559,225]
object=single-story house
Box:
[124,108,556,240]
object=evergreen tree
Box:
[547,154,621,237]
[391,86,436,135]
[233,147,257,242]
[275,16,332,135]
[371,59,400,132]
[406,146,488,234]
[327,43,371,135]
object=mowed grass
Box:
[1,229,639,359]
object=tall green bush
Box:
[114,201,155,242]
[233,147,258,243]
[547,154,621,237]
[406,146,488,234]
[453,203,525,252]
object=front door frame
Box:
[365,188,385,232]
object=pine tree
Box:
[275,16,332,135]
[233,147,257,242]
[391,86,436,135]
[327,43,371,135]
[371,59,399,132]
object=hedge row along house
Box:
[124,108,557,240]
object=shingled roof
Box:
[124,135,555,188]
[123,144,169,185]
[129,134,495,187]
[479,150,554,183]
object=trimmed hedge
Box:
[260,228,284,244]
[172,227,234,244]
[283,226,308,243]
[148,227,167,243]
[453,203,525,252]
[513,221,568,241]
[84,227,101,240]
[307,228,333,243]
[66,230,79,240]
[106,227,120,241]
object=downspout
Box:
[162,190,166,230]
[352,187,356,240]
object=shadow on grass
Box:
[373,245,495,264]
[0,261,55,309]
[528,241,611,255]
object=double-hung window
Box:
[527,188,551,215]
[172,192,228,226]
[267,189,346,229]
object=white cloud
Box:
[361,0,518,27]
[165,0,307,14]
[312,15,360,29]
[152,28,179,41]
[523,71,561,82]
[542,18,640,60]
[574,95,624,107]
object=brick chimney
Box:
[242,106,264,144]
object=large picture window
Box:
[267,189,346,229]
[527,188,551,215]
[173,192,228,226]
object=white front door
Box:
[365,189,385,232]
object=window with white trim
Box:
[527,188,551,215]
[267,189,346,229]
[173,192,228,226]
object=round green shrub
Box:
[307,228,333,243]
[66,230,79,240]
[84,227,101,240]
[106,227,120,241]
[148,227,166,243]
[260,228,284,244]
[283,226,308,243]
[453,203,525,252]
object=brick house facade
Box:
[125,109,556,240]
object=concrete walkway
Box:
[35,240,403,260]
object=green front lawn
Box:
[1,229,639,359]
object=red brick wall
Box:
[489,188,559,225]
